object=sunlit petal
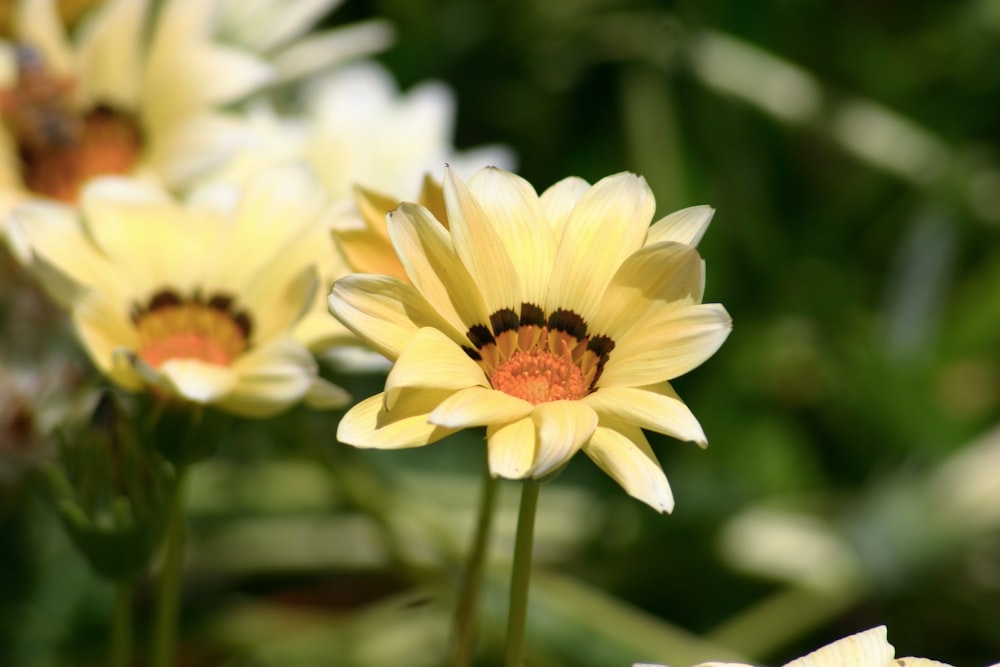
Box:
[384,327,488,409]
[584,420,674,513]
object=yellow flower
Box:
[329,166,730,512]
[636,626,953,667]
[12,165,348,417]
[0,0,281,216]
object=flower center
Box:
[0,46,142,202]
[132,290,252,369]
[489,339,588,404]
[465,304,615,404]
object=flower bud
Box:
[46,390,172,581]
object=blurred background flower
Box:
[12,167,347,417]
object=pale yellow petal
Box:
[590,241,704,339]
[215,338,317,417]
[539,176,589,238]
[583,383,706,445]
[80,179,213,297]
[645,205,715,247]
[157,359,238,404]
[784,626,893,667]
[600,303,731,387]
[584,420,673,513]
[74,0,148,110]
[466,166,556,307]
[217,164,329,289]
[143,113,248,189]
[10,201,118,301]
[219,0,339,53]
[545,172,655,324]
[142,0,275,132]
[529,400,598,478]
[270,21,395,83]
[328,274,461,361]
[384,327,487,410]
[429,386,532,428]
[338,390,458,449]
[72,293,141,389]
[241,264,317,343]
[895,659,954,667]
[443,167,522,315]
[487,417,536,479]
[387,202,490,332]
[302,375,350,409]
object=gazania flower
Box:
[636,626,952,667]
[0,0,274,214]
[329,166,730,512]
[11,165,348,417]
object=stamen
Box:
[489,336,588,404]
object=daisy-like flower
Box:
[636,626,953,667]
[329,166,730,512]
[11,165,348,417]
[0,0,279,217]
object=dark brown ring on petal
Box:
[207,294,234,311]
[519,302,545,328]
[547,308,588,340]
[466,323,495,349]
[490,308,519,336]
[585,334,615,388]
[148,289,183,311]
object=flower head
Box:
[0,0,279,214]
[329,166,730,512]
[13,165,348,416]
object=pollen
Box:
[490,340,588,404]
[0,47,142,202]
[133,291,251,369]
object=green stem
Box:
[449,460,500,667]
[110,580,134,667]
[503,480,541,667]
[151,465,188,667]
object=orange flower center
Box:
[0,46,142,203]
[466,305,614,405]
[489,341,588,404]
[132,290,252,369]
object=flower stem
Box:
[503,480,541,667]
[449,460,499,667]
[151,465,188,667]
[110,580,134,667]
